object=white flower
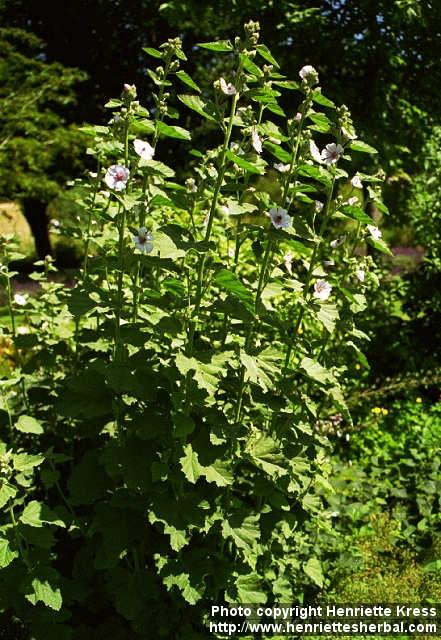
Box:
[251,129,262,154]
[133,227,153,253]
[313,279,332,300]
[367,224,382,241]
[310,140,323,164]
[50,218,60,228]
[269,207,291,229]
[321,143,344,165]
[17,326,29,335]
[133,139,155,161]
[284,251,293,275]
[315,200,324,213]
[299,65,317,82]
[323,259,335,267]
[274,162,290,173]
[14,293,27,306]
[351,174,363,189]
[356,269,365,282]
[294,112,302,122]
[89,171,98,179]
[104,164,130,191]
[347,196,359,206]
[219,77,237,96]
[330,235,346,249]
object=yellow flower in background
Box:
[297,326,304,335]
[416,397,422,404]
[355,363,361,370]
[382,408,389,416]
[372,407,382,414]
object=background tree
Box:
[0,28,86,257]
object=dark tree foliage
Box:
[0,28,86,256]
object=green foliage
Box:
[0,25,386,639]
[0,28,86,202]
[408,126,441,270]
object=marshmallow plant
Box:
[0,23,389,639]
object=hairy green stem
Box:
[282,173,337,377]
[186,79,242,357]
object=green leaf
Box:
[349,140,378,154]
[24,568,63,610]
[315,302,339,333]
[173,412,195,438]
[67,288,96,317]
[200,460,233,487]
[222,514,260,552]
[299,357,335,385]
[152,231,186,259]
[175,353,223,396]
[214,269,254,312]
[423,559,441,574]
[246,433,288,477]
[0,537,18,568]
[225,149,266,174]
[341,204,374,225]
[369,237,392,255]
[234,573,267,604]
[13,453,45,472]
[175,70,201,93]
[264,142,292,163]
[197,40,233,52]
[0,484,17,509]
[156,121,191,141]
[179,444,201,484]
[15,415,44,434]
[303,557,324,588]
[178,94,216,121]
[239,353,272,392]
[256,44,279,68]
[20,501,65,528]
[143,46,162,58]
[312,90,336,109]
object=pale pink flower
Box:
[269,207,291,229]
[367,224,382,241]
[274,163,290,173]
[133,139,155,161]
[14,293,27,306]
[252,129,262,154]
[356,269,365,282]
[294,112,302,122]
[133,227,153,253]
[310,140,323,164]
[299,65,318,83]
[351,174,363,189]
[347,196,359,206]
[313,279,332,300]
[219,77,237,96]
[104,165,130,191]
[321,143,344,165]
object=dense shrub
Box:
[0,24,386,639]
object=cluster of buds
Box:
[122,83,137,104]
[337,104,357,141]
[238,19,260,55]
[299,65,319,88]
[163,37,184,59]
[185,177,197,194]
[0,450,12,479]
[244,20,260,46]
